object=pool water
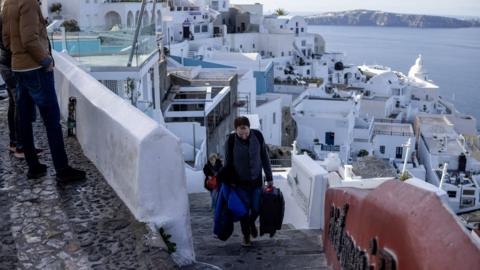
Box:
[51,38,126,56]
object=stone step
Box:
[187,193,329,270]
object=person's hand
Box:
[266,181,273,188]
[46,61,54,72]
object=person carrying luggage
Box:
[221,116,273,247]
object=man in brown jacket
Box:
[2,0,85,182]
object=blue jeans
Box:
[15,68,68,171]
[235,186,262,237]
[1,68,21,148]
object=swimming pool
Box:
[51,38,127,56]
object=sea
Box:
[308,26,480,129]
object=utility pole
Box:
[439,163,448,188]
[128,0,148,67]
[402,138,412,175]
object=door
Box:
[183,26,190,39]
[396,147,403,159]
[325,132,335,146]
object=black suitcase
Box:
[260,186,285,237]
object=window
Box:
[306,69,310,75]
[301,40,306,46]
[463,190,475,196]
[280,25,283,29]
[447,191,457,198]
[194,16,196,20]
[194,25,200,33]
[301,27,304,32]
[273,113,276,124]
[202,25,208,32]
[396,147,403,159]
[281,52,284,57]
[252,43,255,49]
[240,44,243,49]
[380,145,385,154]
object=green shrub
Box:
[61,20,80,32]
[159,228,177,254]
[357,149,369,157]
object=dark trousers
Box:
[1,69,21,147]
[15,68,68,171]
[236,186,262,238]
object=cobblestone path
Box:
[0,99,178,270]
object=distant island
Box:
[305,10,480,28]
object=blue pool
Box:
[51,38,126,56]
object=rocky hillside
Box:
[305,10,480,28]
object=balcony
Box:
[320,144,341,152]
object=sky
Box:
[230,0,480,17]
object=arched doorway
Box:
[157,10,162,28]
[127,11,134,28]
[105,11,122,30]
[135,11,140,26]
[142,11,149,26]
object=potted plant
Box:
[50,3,62,18]
[60,20,80,32]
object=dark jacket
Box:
[203,159,223,191]
[0,15,11,70]
[219,129,273,188]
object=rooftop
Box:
[373,122,414,137]
[353,156,398,178]
[423,136,466,156]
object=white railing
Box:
[53,51,194,264]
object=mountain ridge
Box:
[305,10,480,28]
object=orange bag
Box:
[206,175,218,190]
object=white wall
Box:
[256,97,282,146]
[237,70,257,113]
[53,52,194,263]
[372,135,416,161]
[287,154,328,229]
[360,98,388,119]
[167,122,206,161]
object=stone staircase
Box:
[185,193,330,270]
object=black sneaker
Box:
[27,164,47,179]
[56,166,86,183]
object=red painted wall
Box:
[323,180,480,270]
